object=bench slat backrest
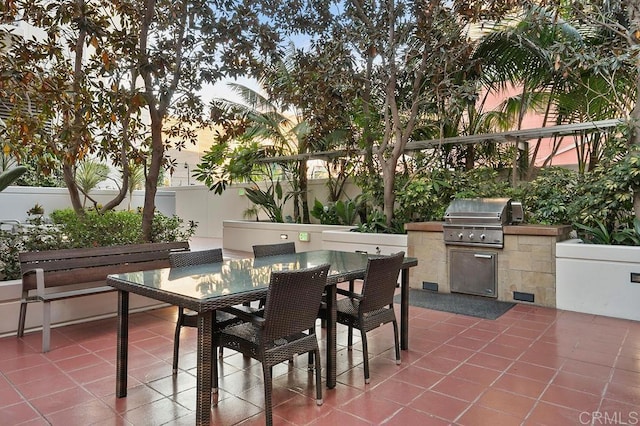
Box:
[20,241,189,291]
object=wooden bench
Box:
[17,241,190,352]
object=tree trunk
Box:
[381,161,396,227]
[62,163,84,214]
[142,115,163,242]
[299,159,310,223]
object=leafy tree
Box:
[1,0,142,217]
[2,0,331,239]
[560,0,640,221]
[329,0,507,227]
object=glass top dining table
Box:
[107,249,417,426]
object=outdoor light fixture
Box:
[184,162,190,185]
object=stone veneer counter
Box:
[405,222,572,307]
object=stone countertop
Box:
[405,221,573,238]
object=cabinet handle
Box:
[631,273,640,283]
[474,254,493,259]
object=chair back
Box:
[360,252,405,313]
[262,264,330,342]
[252,242,296,258]
[169,248,223,267]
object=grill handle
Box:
[474,254,494,259]
[445,214,501,220]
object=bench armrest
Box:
[35,268,45,297]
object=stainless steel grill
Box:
[443,198,523,248]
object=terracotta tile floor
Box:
[2,299,640,426]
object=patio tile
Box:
[387,363,445,389]
[2,297,638,425]
[121,396,191,425]
[456,404,523,426]
[550,370,608,395]
[385,406,451,425]
[524,401,582,425]
[308,408,372,425]
[475,388,536,418]
[539,384,601,412]
[45,398,119,426]
[408,390,470,421]
[0,401,42,424]
[370,377,426,405]
[492,374,547,399]
[339,392,404,424]
[451,363,502,386]
[603,381,640,406]
[465,352,514,372]
[29,386,97,415]
[431,376,487,402]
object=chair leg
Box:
[307,327,315,369]
[172,308,184,373]
[313,347,323,405]
[263,364,274,426]
[42,301,51,353]
[347,324,353,349]
[17,298,27,338]
[392,320,401,365]
[360,328,370,384]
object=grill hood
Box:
[444,198,523,226]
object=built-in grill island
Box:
[443,198,523,298]
[406,199,572,307]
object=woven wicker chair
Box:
[169,248,242,373]
[252,241,296,258]
[322,251,405,384]
[252,242,296,310]
[216,263,330,426]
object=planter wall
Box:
[222,220,353,252]
[321,230,408,255]
[556,239,640,321]
[0,186,176,224]
[173,179,361,239]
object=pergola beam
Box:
[255,118,625,163]
[404,118,624,150]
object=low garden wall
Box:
[556,240,640,321]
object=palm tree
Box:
[473,5,587,176]
[197,81,310,223]
[127,163,145,211]
[75,160,110,208]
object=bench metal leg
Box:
[17,298,27,338]
[42,301,51,352]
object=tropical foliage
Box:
[3,0,640,245]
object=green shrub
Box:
[0,225,73,281]
[0,209,196,281]
[520,167,578,225]
[395,169,456,223]
[310,196,363,226]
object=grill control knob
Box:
[468,233,474,239]
[480,234,486,240]
[457,233,464,240]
